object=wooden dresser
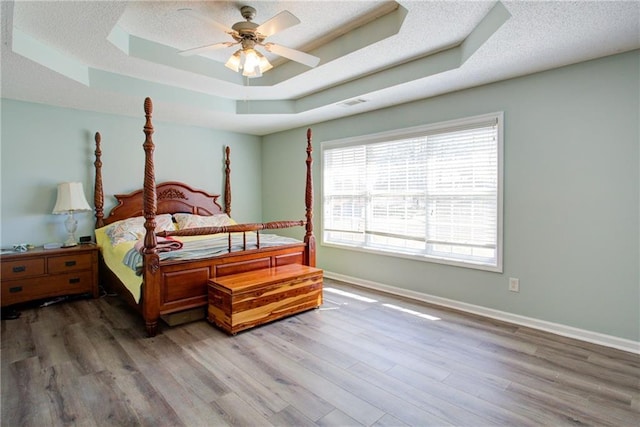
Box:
[1,245,99,307]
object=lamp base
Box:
[63,212,78,247]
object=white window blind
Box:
[322,113,503,271]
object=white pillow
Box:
[173,213,234,230]
[104,214,174,246]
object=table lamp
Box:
[52,182,92,247]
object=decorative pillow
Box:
[173,213,234,230]
[104,214,174,246]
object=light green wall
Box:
[0,100,262,246]
[1,51,637,342]
[262,51,640,342]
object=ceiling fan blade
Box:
[263,43,320,68]
[256,11,300,37]
[178,42,234,56]
[178,8,236,35]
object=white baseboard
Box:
[324,271,640,355]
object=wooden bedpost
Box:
[305,128,316,267]
[224,146,231,217]
[94,132,105,229]
[141,97,160,337]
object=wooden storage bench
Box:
[207,264,323,334]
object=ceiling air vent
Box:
[338,98,367,107]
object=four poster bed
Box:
[93,97,321,336]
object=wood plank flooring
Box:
[2,278,639,426]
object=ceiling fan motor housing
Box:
[240,6,256,21]
[232,21,259,34]
[232,6,264,44]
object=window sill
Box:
[321,241,503,273]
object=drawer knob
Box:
[9,286,23,293]
[12,266,26,273]
[65,261,77,267]
[69,278,80,284]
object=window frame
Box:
[320,112,504,272]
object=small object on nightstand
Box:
[44,242,63,250]
[79,236,93,244]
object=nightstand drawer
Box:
[1,271,93,305]
[1,245,99,307]
[1,258,45,279]
[48,253,93,273]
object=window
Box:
[322,112,503,271]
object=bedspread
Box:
[96,227,302,303]
[123,233,301,274]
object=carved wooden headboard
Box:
[100,181,224,226]
[93,131,231,228]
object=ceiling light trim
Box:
[235,2,511,116]
[236,99,295,115]
[88,68,236,114]
[10,24,238,108]
[108,26,244,85]
[12,27,89,86]
[106,3,407,89]
[6,1,509,120]
[460,1,511,63]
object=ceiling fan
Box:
[178,5,321,78]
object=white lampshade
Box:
[52,182,91,214]
[52,182,91,247]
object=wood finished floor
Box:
[1,279,639,427]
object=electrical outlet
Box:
[509,277,520,292]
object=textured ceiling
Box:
[1,1,639,135]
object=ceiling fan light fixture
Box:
[256,51,273,72]
[239,49,272,78]
[181,6,317,78]
[225,50,242,72]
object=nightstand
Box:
[1,244,99,308]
